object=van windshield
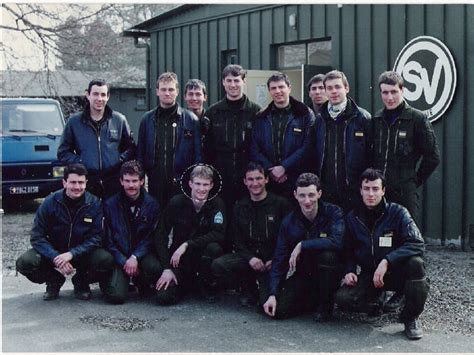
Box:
[1,103,64,136]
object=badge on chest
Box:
[379,231,393,247]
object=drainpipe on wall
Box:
[133,37,151,111]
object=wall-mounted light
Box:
[289,13,297,30]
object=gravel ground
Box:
[2,201,472,337]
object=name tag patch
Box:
[214,211,224,224]
[355,131,364,137]
[293,128,302,133]
[267,215,275,222]
[83,217,93,223]
[379,237,392,247]
[398,131,407,138]
[320,232,327,238]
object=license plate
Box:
[9,186,39,194]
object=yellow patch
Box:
[320,232,327,238]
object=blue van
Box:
[1,98,66,201]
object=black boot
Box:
[239,281,258,307]
[404,318,423,340]
[43,282,62,301]
[383,291,405,312]
[72,273,91,301]
[43,271,65,301]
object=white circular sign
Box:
[394,36,456,123]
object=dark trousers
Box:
[274,250,340,319]
[147,167,181,208]
[16,248,114,288]
[156,242,223,305]
[212,252,271,305]
[386,187,420,226]
[87,173,122,200]
[103,253,162,304]
[335,256,429,321]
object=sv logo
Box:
[402,59,443,105]
[394,36,456,123]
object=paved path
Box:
[2,275,472,353]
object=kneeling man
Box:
[336,168,429,340]
[154,164,226,304]
[212,162,292,306]
[263,173,344,321]
[16,163,114,301]
[103,160,161,304]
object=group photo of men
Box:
[15,64,440,341]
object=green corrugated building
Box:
[125,4,473,250]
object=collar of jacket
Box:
[319,96,360,121]
[259,96,309,118]
[239,191,277,207]
[214,94,251,111]
[81,104,113,123]
[293,199,331,227]
[374,100,413,120]
[53,189,95,206]
[354,197,388,219]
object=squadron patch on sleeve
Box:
[214,211,224,224]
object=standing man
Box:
[336,168,429,340]
[262,173,344,321]
[16,163,114,301]
[137,72,202,207]
[212,162,292,306]
[154,164,226,304]
[184,79,210,147]
[205,64,261,212]
[372,71,440,223]
[250,72,315,200]
[102,160,161,304]
[58,79,136,199]
[313,70,372,211]
[307,74,328,115]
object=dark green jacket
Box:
[204,95,260,182]
[372,102,440,190]
[232,192,292,262]
[154,194,226,269]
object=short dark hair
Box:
[323,70,349,88]
[295,173,321,191]
[63,163,88,181]
[120,160,145,180]
[222,64,247,80]
[87,79,110,95]
[184,79,207,96]
[245,161,268,178]
[359,168,386,189]
[157,72,179,89]
[306,74,326,91]
[378,71,404,90]
[267,72,291,89]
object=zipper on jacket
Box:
[164,121,168,179]
[393,125,400,155]
[383,122,391,175]
[58,200,89,249]
[281,117,290,164]
[87,121,103,176]
[343,121,348,187]
[355,213,384,269]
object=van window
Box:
[1,103,63,136]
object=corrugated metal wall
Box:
[145,4,473,248]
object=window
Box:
[277,39,332,69]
